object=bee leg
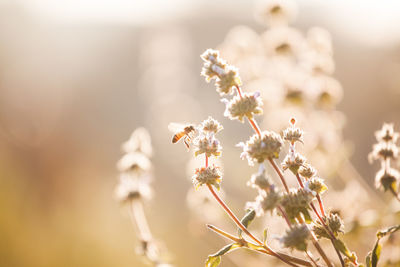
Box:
[184,138,190,150]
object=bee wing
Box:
[168,122,185,133]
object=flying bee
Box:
[169,123,196,149]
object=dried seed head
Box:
[375,123,399,143]
[115,174,152,203]
[247,186,281,216]
[283,125,304,144]
[238,131,283,165]
[281,152,306,174]
[375,168,399,193]
[280,188,313,222]
[192,165,223,190]
[122,127,153,157]
[247,166,272,191]
[194,136,222,158]
[369,142,399,163]
[200,49,227,82]
[117,152,152,173]
[313,212,344,239]
[280,224,310,251]
[304,177,328,196]
[298,163,317,179]
[200,116,223,134]
[200,49,241,95]
[215,66,242,96]
[223,92,263,122]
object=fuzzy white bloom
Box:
[117,152,152,173]
[115,174,153,203]
[122,127,153,157]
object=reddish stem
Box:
[278,205,292,228]
[235,85,243,98]
[248,117,262,137]
[268,158,290,193]
[316,194,326,217]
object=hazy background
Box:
[0,0,400,266]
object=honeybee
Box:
[169,123,196,149]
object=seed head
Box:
[200,116,223,134]
[215,66,242,96]
[200,49,241,95]
[247,185,281,216]
[238,131,283,165]
[194,136,222,158]
[298,163,317,179]
[192,165,223,190]
[313,212,344,239]
[281,152,306,174]
[304,177,328,196]
[280,224,310,251]
[280,188,313,222]
[375,168,399,193]
[223,92,263,122]
[247,166,272,191]
[283,118,303,144]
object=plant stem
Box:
[206,184,302,267]
[269,158,290,193]
[297,216,333,267]
[130,199,153,242]
[294,174,345,267]
[206,224,319,267]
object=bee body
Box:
[169,124,196,149]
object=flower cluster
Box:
[192,166,223,190]
[201,49,241,96]
[313,212,344,239]
[369,123,400,198]
[280,188,313,223]
[280,224,310,251]
[191,117,224,190]
[238,131,283,165]
[116,128,174,266]
[246,185,281,216]
[115,128,154,203]
[222,92,263,122]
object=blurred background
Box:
[0,0,400,266]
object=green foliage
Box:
[333,239,357,263]
[237,209,256,238]
[365,224,400,267]
[262,228,268,245]
[205,243,242,267]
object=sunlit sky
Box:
[18,0,400,47]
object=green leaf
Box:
[237,209,256,237]
[205,243,242,267]
[333,239,351,258]
[205,256,221,267]
[371,240,381,267]
[262,228,268,245]
[366,252,372,267]
[377,224,400,239]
